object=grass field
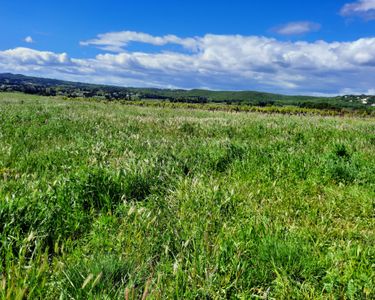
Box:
[0,92,374,299]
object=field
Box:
[0,92,374,299]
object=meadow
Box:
[0,92,374,299]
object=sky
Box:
[1,0,375,95]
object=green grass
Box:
[0,92,374,299]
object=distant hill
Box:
[0,73,374,109]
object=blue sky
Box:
[1,0,375,94]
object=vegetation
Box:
[1,73,375,111]
[0,92,374,299]
[120,100,375,117]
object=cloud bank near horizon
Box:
[1,31,375,95]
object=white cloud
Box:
[1,32,375,95]
[340,0,375,19]
[24,36,34,43]
[0,47,70,65]
[273,22,321,35]
[80,31,199,52]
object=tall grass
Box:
[0,92,374,299]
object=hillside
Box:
[1,73,374,109]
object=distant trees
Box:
[169,96,208,103]
[0,74,373,111]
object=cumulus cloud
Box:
[0,47,77,77]
[2,32,375,94]
[24,36,34,43]
[340,0,375,19]
[273,22,321,35]
[0,47,70,65]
